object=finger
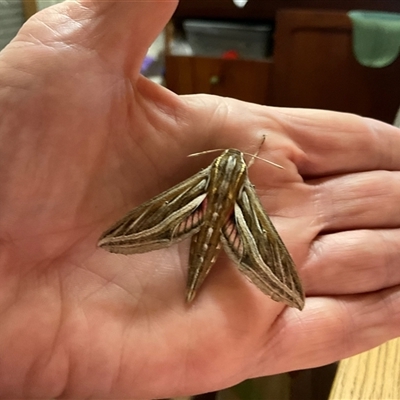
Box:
[303,229,400,295]
[313,170,400,231]
[264,107,400,176]
[256,287,400,375]
[179,98,400,176]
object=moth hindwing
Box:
[98,148,305,310]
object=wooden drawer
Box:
[165,55,273,105]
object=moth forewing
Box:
[98,167,210,254]
[98,147,305,309]
[221,177,304,310]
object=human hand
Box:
[1,1,400,398]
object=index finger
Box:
[274,107,400,177]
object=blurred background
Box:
[3,0,399,124]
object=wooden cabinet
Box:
[174,0,400,20]
[165,56,273,104]
[165,4,400,123]
[272,9,400,123]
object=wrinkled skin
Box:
[1,1,400,398]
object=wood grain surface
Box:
[330,338,400,399]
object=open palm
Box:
[1,1,400,398]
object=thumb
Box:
[12,0,177,77]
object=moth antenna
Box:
[188,149,226,157]
[246,135,284,169]
[248,134,265,168]
[242,153,284,169]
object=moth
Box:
[98,144,305,310]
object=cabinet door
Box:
[165,56,273,105]
[272,9,400,123]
